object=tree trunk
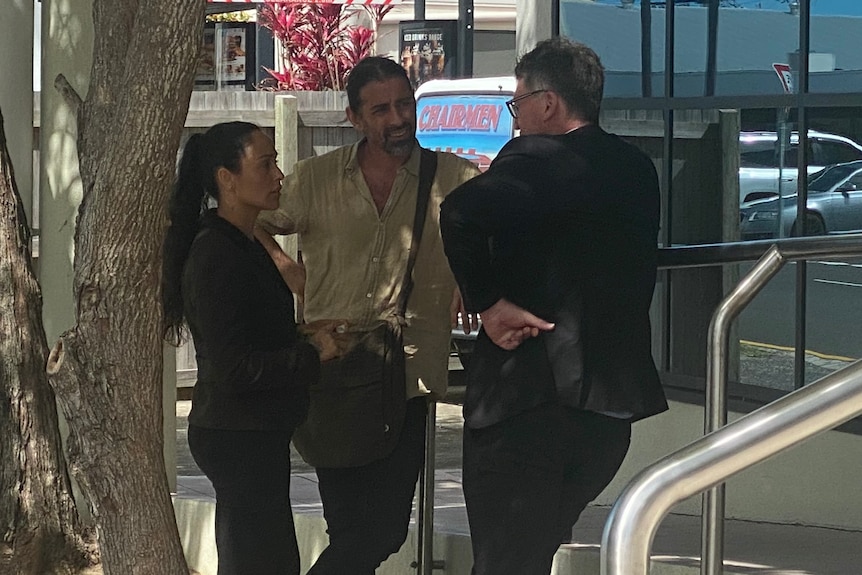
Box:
[44,2,206,574]
[0,107,98,575]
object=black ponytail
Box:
[162,133,207,345]
[161,121,260,345]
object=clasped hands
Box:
[451,289,554,351]
[476,299,555,351]
[300,320,354,362]
[302,292,554,360]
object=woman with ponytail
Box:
[162,122,338,574]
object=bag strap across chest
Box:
[394,148,438,321]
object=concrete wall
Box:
[1,1,34,222]
[39,0,92,341]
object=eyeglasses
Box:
[505,89,548,119]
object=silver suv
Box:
[739,130,862,204]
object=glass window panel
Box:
[736,107,862,238]
[711,6,800,98]
[565,2,861,391]
[735,253,860,391]
[737,108,862,390]
[805,114,862,382]
[560,0,665,98]
[736,263,800,391]
[808,10,862,94]
[802,255,861,384]
[560,3,861,100]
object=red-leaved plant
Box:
[257,2,393,91]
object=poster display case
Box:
[398,20,458,89]
[195,22,258,91]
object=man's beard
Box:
[383,125,416,157]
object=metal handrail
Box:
[657,233,862,269]
[602,234,862,575]
[449,234,862,340]
[601,358,862,574]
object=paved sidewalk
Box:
[739,341,854,391]
[175,391,862,575]
[176,465,862,574]
[177,468,862,574]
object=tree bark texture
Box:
[0,109,96,574]
[44,2,206,574]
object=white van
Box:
[415,76,517,171]
[415,77,517,366]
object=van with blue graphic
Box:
[416,77,516,367]
[415,76,516,171]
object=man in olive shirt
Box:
[257,56,479,574]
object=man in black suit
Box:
[440,38,669,575]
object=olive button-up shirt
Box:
[259,142,480,399]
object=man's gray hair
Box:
[515,38,605,124]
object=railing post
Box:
[701,245,786,575]
[274,95,302,317]
[414,400,444,573]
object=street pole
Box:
[776,108,790,239]
[457,0,473,77]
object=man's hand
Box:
[254,226,306,301]
[299,320,353,362]
[480,299,554,351]
[450,288,479,334]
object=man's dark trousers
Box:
[307,397,428,574]
[464,401,631,575]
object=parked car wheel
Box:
[791,212,827,236]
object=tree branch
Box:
[46,339,65,376]
[53,74,83,117]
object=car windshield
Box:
[808,164,859,192]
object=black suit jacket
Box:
[440,125,668,428]
[183,210,318,432]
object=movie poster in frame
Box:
[216,25,249,90]
[195,26,217,91]
[399,20,458,89]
